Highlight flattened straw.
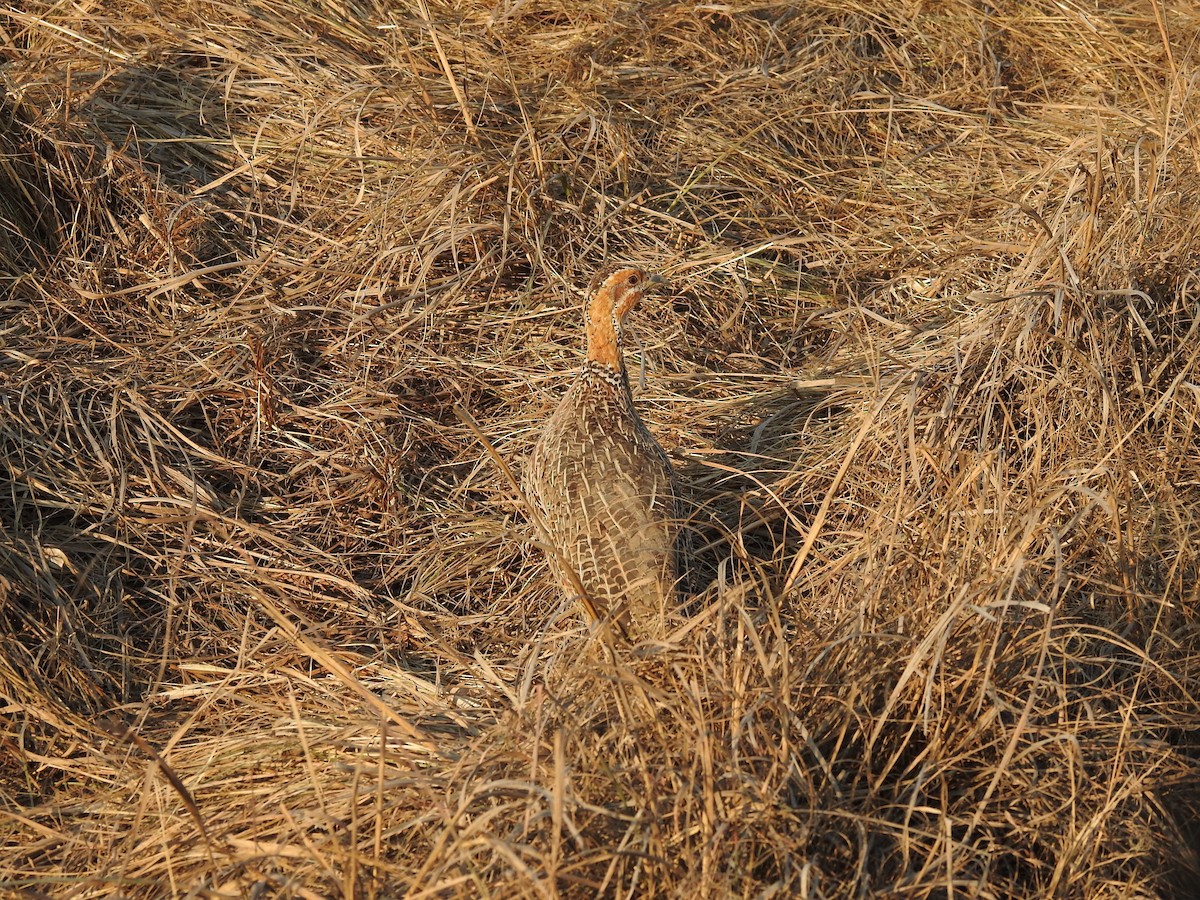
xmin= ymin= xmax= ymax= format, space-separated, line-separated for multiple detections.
xmin=254 ymin=594 xmax=434 ymax=748
xmin=414 ymin=0 xmax=478 ymax=142
xmin=781 ymin=381 xmax=904 ymax=596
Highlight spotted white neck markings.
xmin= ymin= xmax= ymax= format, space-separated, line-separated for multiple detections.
xmin=579 ymin=359 xmax=628 ymax=392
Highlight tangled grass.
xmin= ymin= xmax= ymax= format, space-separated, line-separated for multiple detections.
xmin=3 ymin=0 xmax=1200 ymax=895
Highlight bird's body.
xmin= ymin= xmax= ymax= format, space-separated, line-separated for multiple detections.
xmin=525 ymin=265 xmax=680 ymax=639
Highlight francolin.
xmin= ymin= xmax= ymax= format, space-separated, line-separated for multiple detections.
xmin=525 ymin=264 xmax=681 ymax=640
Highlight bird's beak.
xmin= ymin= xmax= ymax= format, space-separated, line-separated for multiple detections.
xmin=647 ymin=273 xmax=667 ymax=287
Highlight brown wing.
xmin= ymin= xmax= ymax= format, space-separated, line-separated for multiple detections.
xmin=525 ymin=377 xmax=679 ymax=637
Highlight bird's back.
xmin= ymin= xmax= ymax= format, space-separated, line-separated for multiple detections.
xmin=526 ymin=364 xmax=679 ymax=638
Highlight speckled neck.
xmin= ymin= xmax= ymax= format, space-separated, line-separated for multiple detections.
xmin=579 ymin=358 xmax=631 ymax=394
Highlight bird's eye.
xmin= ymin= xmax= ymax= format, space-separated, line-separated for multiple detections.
xmin=626 ymin=272 xmax=641 ymax=287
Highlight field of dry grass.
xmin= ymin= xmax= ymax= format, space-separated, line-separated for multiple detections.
xmin=3 ymin=0 xmax=1200 ymax=895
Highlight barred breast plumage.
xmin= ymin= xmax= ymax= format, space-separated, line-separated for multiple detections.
xmin=525 ymin=264 xmax=681 ymax=640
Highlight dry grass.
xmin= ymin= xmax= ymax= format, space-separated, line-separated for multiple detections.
xmin=2 ymin=0 xmax=1200 ymax=895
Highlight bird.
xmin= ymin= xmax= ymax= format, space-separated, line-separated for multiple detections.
xmin=525 ymin=263 xmax=681 ymax=640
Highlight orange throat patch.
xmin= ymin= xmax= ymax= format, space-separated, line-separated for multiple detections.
xmin=585 ymin=284 xmax=623 ymax=370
